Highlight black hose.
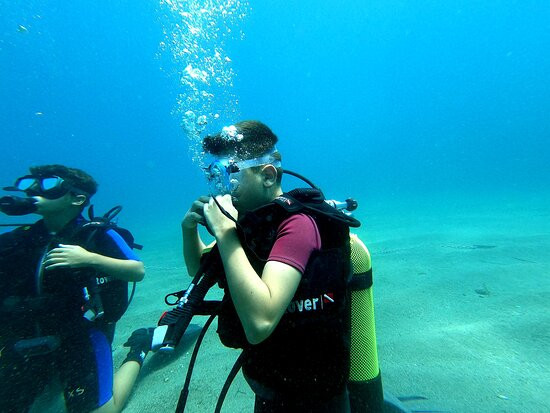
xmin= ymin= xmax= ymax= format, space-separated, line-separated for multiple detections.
xmin=282 ymin=169 xmax=318 ymax=189
xmin=214 ymin=352 xmax=246 ymax=413
xmin=175 ymin=313 xmax=217 ymax=413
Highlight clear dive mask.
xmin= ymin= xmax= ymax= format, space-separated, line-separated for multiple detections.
xmin=204 ymin=149 xmax=282 ymax=196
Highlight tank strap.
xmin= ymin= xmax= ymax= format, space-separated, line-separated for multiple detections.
xmin=349 ymin=268 xmax=373 ymax=290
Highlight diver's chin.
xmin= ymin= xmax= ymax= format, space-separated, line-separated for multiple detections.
xmin=231 ymin=198 xmax=240 ymax=211
xmin=231 ymin=196 xmax=245 ymax=214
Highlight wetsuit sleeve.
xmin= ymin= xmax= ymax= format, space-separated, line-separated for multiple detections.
xmin=268 ymin=213 xmax=321 ymax=274
xmin=0 ymin=230 xmax=17 ymax=260
xmin=94 ymin=229 xmax=141 ymax=261
xmin=0 ymin=228 xmax=31 ymax=299
xmin=0 ymin=231 xmax=14 ymax=299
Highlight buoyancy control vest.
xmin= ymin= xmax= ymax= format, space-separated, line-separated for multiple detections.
xmin=76 ymin=205 xmax=141 ymax=323
xmin=74 ymin=219 xmax=137 ymax=324
xmin=213 ymin=188 xmax=361 ymax=400
xmin=0 ymin=206 xmax=139 ymax=337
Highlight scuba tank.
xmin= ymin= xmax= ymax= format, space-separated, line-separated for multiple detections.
xmin=348 ymin=233 xmax=384 ymax=412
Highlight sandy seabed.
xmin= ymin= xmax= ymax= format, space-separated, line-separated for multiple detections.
xmin=32 ymin=191 xmax=550 ymax=412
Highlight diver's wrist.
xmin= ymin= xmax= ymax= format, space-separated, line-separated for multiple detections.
xmin=181 ymin=217 xmax=198 ymax=230
xmin=181 ymin=221 xmax=198 ymax=232
xmin=214 ymin=223 xmax=237 ymax=242
xmin=85 ymin=251 xmax=101 ymax=268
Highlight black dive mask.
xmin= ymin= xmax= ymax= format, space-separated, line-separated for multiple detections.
xmin=4 ymin=175 xmax=88 ymax=200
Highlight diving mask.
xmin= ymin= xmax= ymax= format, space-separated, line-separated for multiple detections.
xmin=3 ymin=175 xmax=89 ymax=200
xmin=204 ymin=150 xmax=282 ymax=195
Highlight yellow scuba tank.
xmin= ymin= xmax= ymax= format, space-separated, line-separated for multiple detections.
xmin=348 ymin=233 xmax=384 ymax=412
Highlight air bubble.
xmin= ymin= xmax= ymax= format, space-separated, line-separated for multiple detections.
xmin=159 ymin=0 xmax=250 ymax=166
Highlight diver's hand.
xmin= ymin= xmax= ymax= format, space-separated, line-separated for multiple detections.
xmin=203 ymin=194 xmax=238 ymax=239
xmin=43 ymin=244 xmax=96 ymax=270
xmin=182 ymin=195 xmax=210 ymax=230
xmin=123 ymin=327 xmax=155 ymax=354
xmin=122 ymin=327 xmax=155 ymax=366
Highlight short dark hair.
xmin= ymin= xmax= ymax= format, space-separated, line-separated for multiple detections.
xmin=203 ymin=120 xmax=279 ymax=159
xmin=203 ymin=120 xmax=283 ymax=184
xmin=29 ymin=164 xmax=98 ymax=198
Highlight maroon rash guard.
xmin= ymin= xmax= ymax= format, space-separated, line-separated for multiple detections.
xmin=267 ymin=213 xmax=321 ymax=273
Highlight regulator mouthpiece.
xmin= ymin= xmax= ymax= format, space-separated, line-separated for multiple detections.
xmin=0 ymin=196 xmax=37 ymax=216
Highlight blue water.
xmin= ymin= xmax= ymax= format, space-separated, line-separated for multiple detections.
xmin=2 ymin=0 xmax=549 ymax=225
xmin=1 ymin=1 xmax=549 ymax=411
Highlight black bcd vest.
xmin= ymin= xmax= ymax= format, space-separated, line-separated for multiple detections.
xmin=0 ymin=214 xmax=137 ymax=331
xmin=214 ymin=188 xmax=360 ymax=400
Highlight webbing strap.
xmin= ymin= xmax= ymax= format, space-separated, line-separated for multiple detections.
xmin=349 ymin=268 xmax=373 ymax=290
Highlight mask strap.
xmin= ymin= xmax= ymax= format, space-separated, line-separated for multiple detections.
xmin=234 ymin=148 xmax=281 ymax=170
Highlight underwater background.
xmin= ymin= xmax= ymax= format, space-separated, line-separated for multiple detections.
xmin=1 ymin=1 xmax=549 ymax=412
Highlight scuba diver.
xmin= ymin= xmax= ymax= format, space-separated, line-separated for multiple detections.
xmin=179 ymin=120 xmax=360 ymax=412
xmin=155 ymin=121 xmax=422 ymax=412
xmin=0 ymin=164 xmax=151 ymax=413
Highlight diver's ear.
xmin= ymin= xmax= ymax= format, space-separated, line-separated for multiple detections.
xmin=261 ymin=164 xmax=277 ymax=187
xmin=72 ymin=194 xmax=87 ymax=207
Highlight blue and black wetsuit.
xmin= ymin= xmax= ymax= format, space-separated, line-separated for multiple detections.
xmin=0 ymin=216 xmax=140 ymax=413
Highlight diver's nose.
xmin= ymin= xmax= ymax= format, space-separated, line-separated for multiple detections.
xmin=24 ymin=181 xmax=41 ymax=196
